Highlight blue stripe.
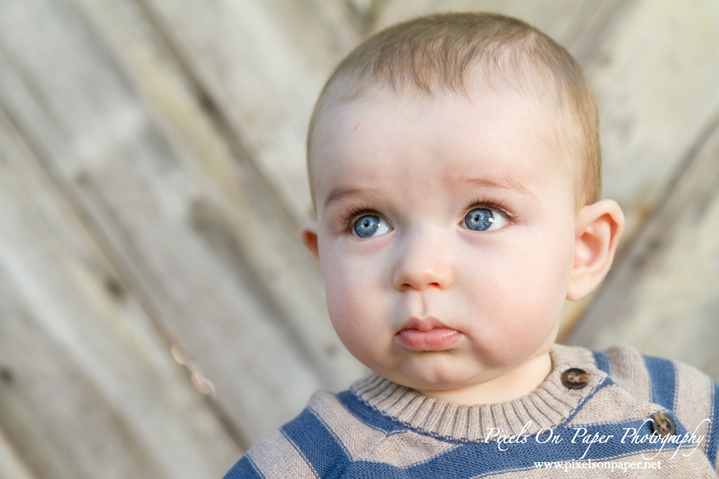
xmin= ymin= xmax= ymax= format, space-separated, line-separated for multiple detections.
xmin=706 ymin=381 xmax=719 ymax=468
xmin=644 ymin=355 xmax=677 ymax=410
xmin=223 ymin=455 xmax=265 ymax=479
xmin=562 ymin=376 xmax=613 ymax=424
xmin=339 ymin=419 xmax=689 ymax=477
xmin=592 ymin=350 xmax=612 ymax=376
xmin=281 ymin=407 xmax=350 ymax=478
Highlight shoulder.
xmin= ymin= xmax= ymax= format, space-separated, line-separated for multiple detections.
xmin=223 ymin=388 xmax=389 ymax=479
xmin=594 ymin=344 xmax=719 ymax=471
xmin=594 ymin=344 xmax=717 ymax=414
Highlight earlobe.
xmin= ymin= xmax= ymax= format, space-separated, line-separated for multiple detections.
xmin=300 ymin=219 xmax=320 ymax=261
xmin=566 ymin=200 xmax=625 ymax=301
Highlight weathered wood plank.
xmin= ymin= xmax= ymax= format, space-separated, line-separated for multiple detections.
xmin=0 ymin=0 xmax=364 ymax=448
xmin=587 ymin=0 xmax=719 ymax=242
xmin=566 ymin=117 xmax=719 ymax=379
xmin=81 ymin=0 xmax=367 ymax=384
xmin=69 ymin=0 xmax=354 ymax=381
xmin=140 ymin=0 xmax=362 ymax=223
xmin=0 ymin=427 xmax=37 ymax=479
xmin=376 ymin=0 xmax=604 ymax=42
xmin=0 ymin=107 xmax=238 ymax=477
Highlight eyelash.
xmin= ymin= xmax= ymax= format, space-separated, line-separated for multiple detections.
xmin=340 ymin=203 xmax=378 ymax=232
xmin=340 ymin=197 xmax=514 ymax=233
xmin=466 ymin=198 xmax=514 ymax=222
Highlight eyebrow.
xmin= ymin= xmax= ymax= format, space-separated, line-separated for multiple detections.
xmin=322 ymin=175 xmax=536 ymax=212
xmin=323 ymin=186 xmax=378 ymax=212
xmin=451 ymin=175 xmax=537 ymax=200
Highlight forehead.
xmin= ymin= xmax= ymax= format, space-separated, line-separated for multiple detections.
xmin=310 ymin=88 xmax=571 ymax=213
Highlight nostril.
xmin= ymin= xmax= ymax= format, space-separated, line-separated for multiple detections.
xmin=429 ymin=282 xmax=440 ymax=287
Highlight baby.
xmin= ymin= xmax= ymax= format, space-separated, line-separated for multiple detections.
xmin=225 ymin=12 xmax=719 ymax=478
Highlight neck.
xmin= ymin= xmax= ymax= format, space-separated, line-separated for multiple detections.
xmin=414 ymin=352 xmax=553 ymax=405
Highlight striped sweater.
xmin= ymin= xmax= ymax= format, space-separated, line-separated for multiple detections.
xmin=224 ymin=344 xmax=719 ymax=478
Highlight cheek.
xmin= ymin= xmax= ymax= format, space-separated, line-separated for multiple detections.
xmin=458 ymin=231 xmax=573 ymax=355
xmin=320 ymin=249 xmax=390 ymax=356
xmin=521 ymin=242 xmax=573 ymax=321
xmin=463 ymin=234 xmax=571 ymax=301
xmin=323 ymin=250 xmax=373 ymax=312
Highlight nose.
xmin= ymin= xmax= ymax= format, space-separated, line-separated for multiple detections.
xmin=392 ymin=228 xmax=454 ymax=291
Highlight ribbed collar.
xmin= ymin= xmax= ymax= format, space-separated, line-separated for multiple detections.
xmin=349 ymin=344 xmax=605 ymax=442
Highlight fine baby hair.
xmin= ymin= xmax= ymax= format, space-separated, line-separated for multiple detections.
xmin=306 ymin=12 xmax=600 ymax=213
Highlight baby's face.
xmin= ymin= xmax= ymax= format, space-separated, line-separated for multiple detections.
xmin=305 ymin=87 xmax=578 ymax=395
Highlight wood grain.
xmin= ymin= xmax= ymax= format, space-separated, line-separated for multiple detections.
xmin=0 ymin=0 xmax=364 ymax=449
xmin=68 ymin=0 xmax=366 ymax=386
xmin=587 ymin=0 xmax=719 ymax=244
xmin=139 ymin=0 xmax=362 ymax=224
xmin=0 ymin=106 xmax=238 ymax=477
xmin=0 ymin=427 xmax=36 ymax=479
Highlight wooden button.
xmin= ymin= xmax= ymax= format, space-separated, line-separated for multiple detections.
xmin=561 ymin=368 xmax=588 ymax=389
xmin=651 ymin=412 xmax=676 ymax=437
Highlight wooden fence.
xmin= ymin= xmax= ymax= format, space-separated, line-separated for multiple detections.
xmin=0 ymin=0 xmax=717 ymax=477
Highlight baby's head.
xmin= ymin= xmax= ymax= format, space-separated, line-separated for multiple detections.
xmin=301 ymin=13 xmax=625 ymax=404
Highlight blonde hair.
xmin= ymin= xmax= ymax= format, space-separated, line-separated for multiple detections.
xmin=307 ymin=12 xmax=600 ymax=214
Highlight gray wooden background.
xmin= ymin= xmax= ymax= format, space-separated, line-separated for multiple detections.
xmin=0 ymin=0 xmax=718 ymax=477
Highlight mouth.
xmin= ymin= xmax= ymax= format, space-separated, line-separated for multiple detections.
xmin=396 ymin=317 xmax=462 ymax=351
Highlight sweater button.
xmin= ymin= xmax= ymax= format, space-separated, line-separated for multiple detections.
xmin=561 ymin=368 xmax=588 ymax=389
xmin=651 ymin=412 xmax=676 ymax=437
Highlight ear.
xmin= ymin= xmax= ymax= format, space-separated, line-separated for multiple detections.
xmin=300 ymin=219 xmax=320 ymax=261
xmin=566 ymin=199 xmax=625 ymax=301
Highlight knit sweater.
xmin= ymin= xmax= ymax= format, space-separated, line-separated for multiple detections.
xmin=224 ymin=344 xmax=719 ymax=478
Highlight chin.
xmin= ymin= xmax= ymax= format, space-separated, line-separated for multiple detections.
xmin=397 ymin=355 xmax=477 ymax=390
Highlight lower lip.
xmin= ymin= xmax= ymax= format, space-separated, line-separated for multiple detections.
xmin=396 ymin=328 xmax=462 ymax=351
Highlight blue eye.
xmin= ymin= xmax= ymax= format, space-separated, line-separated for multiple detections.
xmin=464 ymin=207 xmax=508 ymax=232
xmin=352 ymin=214 xmax=392 ymax=238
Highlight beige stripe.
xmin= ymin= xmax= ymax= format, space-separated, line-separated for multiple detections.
xmin=366 ymin=430 xmax=458 ymax=467
xmin=673 ymin=361 xmax=714 ymax=455
xmin=248 ymin=428 xmax=318 ymax=479
xmin=605 ymin=345 xmax=651 ymax=403
xmin=569 ymin=383 xmax=657 ymax=426
xmin=307 ymin=391 xmax=386 ymax=460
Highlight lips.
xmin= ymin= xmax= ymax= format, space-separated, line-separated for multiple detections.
xmin=396 ymin=317 xmax=462 ymax=351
